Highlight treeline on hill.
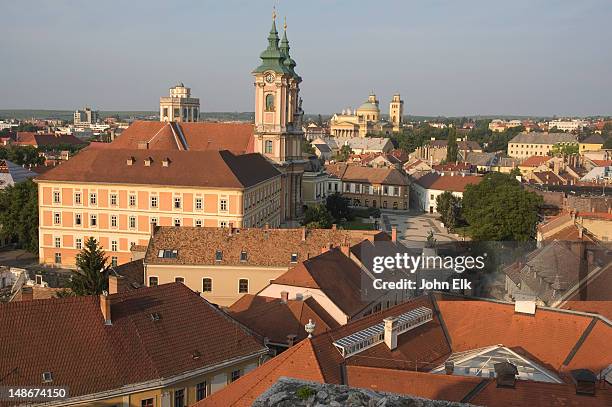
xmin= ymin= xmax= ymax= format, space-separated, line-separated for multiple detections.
xmin=435 ymin=173 xmax=543 ymax=241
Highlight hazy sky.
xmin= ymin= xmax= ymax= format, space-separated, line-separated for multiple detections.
xmin=1 ymin=0 xmax=611 ymax=116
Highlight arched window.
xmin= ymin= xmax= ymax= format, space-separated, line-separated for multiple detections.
xmin=265 ymin=94 xmax=275 ymax=111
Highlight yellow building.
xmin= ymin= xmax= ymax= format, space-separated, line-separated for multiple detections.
xmin=143 ymin=226 xmax=389 ymax=307
xmin=507 ymin=132 xmax=578 ymax=158
xmin=159 ymin=82 xmax=200 ymax=122
xmin=36 ymin=148 xmax=281 ymax=267
xmin=329 ymin=93 xmax=394 ymax=137
xmin=579 ymin=134 xmax=605 ymax=153
xmin=0 ymin=283 xmax=267 ymax=406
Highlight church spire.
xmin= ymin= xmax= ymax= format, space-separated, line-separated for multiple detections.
xmin=279 ymin=17 xmax=299 ymax=79
xmin=253 ymin=8 xmax=291 ymax=75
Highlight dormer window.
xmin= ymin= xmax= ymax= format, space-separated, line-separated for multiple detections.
xmin=126 ymin=156 xmax=135 ymax=166
xmin=240 ymin=251 xmax=248 ymax=262
xmin=144 ymin=157 xmax=153 ymax=166
xmin=42 ymin=371 xmax=53 ymax=383
xmin=290 ymin=253 xmax=298 ymax=263
xmin=157 ymin=249 xmax=178 ymax=259
xmin=162 ymin=158 xmax=171 ymax=167
xmin=215 ymin=250 xmax=223 ymax=262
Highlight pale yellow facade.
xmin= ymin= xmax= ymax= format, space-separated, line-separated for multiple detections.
xmin=37 ymin=178 xmax=281 ymax=267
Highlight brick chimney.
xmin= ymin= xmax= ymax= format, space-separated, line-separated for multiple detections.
xmin=100 ymin=291 xmax=112 ymax=325
xmin=383 ymin=317 xmax=398 ymax=350
xmin=301 ymin=227 xmax=307 ymax=241
xmin=150 ymin=221 xmax=157 ymax=237
xmin=108 ymin=275 xmax=120 ymax=295
xmin=340 ymin=244 xmax=350 ymax=258
xmin=391 ymin=226 xmax=397 ymax=242
xmin=21 ymin=286 xmax=33 ymax=301
xmin=321 ymin=244 xmax=332 ymax=254
xmin=280 ymin=291 xmax=289 ymax=303
xmin=228 ymin=222 xmax=234 ymax=236
xmin=332 ymin=224 xmax=337 ymax=230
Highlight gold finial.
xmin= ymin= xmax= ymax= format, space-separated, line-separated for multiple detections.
xmin=284 ymin=16 xmax=287 ymax=31
xmin=272 ymin=6 xmax=276 ymax=21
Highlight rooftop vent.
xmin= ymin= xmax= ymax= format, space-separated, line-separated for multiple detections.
xmin=150 ymin=312 xmax=161 ymax=321
xmin=514 ymin=299 xmax=536 ymax=315
xmin=494 ymin=362 xmax=518 ymax=388
xmin=157 ymin=249 xmax=178 ymax=259
xmin=42 ymin=371 xmax=53 ymax=383
xmin=571 ymin=369 xmax=597 ymax=395
xmin=333 ymin=307 xmax=433 ymax=358
xmin=192 ymin=350 xmax=201 ymax=360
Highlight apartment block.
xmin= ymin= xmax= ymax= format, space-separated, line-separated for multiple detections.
xmin=507 ymin=132 xmax=578 ymax=158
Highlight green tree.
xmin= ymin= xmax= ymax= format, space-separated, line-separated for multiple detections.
xmin=302 ymin=204 xmax=333 ymax=229
xmin=550 ymin=143 xmax=579 ymax=157
xmin=509 ymin=167 xmax=522 ymax=177
xmin=436 ymin=191 xmax=462 ymax=230
xmin=462 ymin=173 xmax=542 ymax=241
xmin=68 ymin=237 xmax=109 ymax=296
xmin=0 ymin=179 xmax=39 ymax=252
xmin=334 ymin=145 xmax=353 ymax=161
xmin=446 ymin=127 xmax=458 ymax=162
xmin=326 ymin=193 xmax=353 ymax=221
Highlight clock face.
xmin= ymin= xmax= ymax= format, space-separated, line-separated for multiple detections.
xmin=265 ymin=73 xmax=275 ymax=83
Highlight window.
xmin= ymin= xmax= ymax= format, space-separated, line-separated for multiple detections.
xmin=90 ymin=214 xmax=97 ymax=226
xmin=290 ymin=253 xmax=298 ymax=263
xmin=74 ymin=192 xmax=81 ymax=204
xmin=75 ymin=238 xmax=82 ymax=250
xmin=265 ymin=93 xmax=275 ymax=111
xmin=54 ymin=237 xmax=61 ymax=248
xmin=111 ymin=215 xmax=117 ymax=228
xmin=264 ymin=140 xmax=273 ymax=154
xmin=230 ymin=369 xmax=241 ymax=382
xmin=53 ymin=191 xmax=60 ymax=203
xmin=174 ymin=218 xmax=181 ymax=227
xmin=174 ymin=197 xmax=181 ymax=209
xmin=89 ymin=193 xmax=97 ymax=205
xmin=129 ymin=216 xmax=136 ymax=229
xmin=54 ymin=213 xmax=61 ymax=225
xmin=175 ymin=277 xmax=184 ymax=283
xmin=111 ymin=257 xmax=117 ymax=267
xmin=75 ymin=213 xmax=81 ymax=225
xmin=111 ymin=240 xmax=118 ymax=251
xmin=141 ymin=399 xmax=153 ymax=407
xmin=220 ymin=199 xmax=228 ymax=212
xmin=174 ymin=108 xmax=180 ymax=117
xmin=150 ymin=217 xmax=158 ymax=226
xmin=202 ymin=278 xmax=212 ymax=292
xmin=162 ymin=107 xmax=168 ymax=118
xmin=220 ymin=221 xmax=227 ymax=228
xmin=174 ymin=389 xmax=185 ymax=407
xmin=129 ymin=194 xmax=136 ymax=207
xmin=215 ymin=250 xmax=223 ymax=261
xmin=195 ymin=197 xmax=202 ymax=210
xmin=195 ymin=219 xmax=202 ymax=227
xmin=240 ymin=251 xmax=248 ymax=262
xmin=150 ymin=195 xmax=158 ymax=208
xmin=157 ymin=249 xmax=178 ymax=258
xmin=238 ymin=279 xmax=249 ymax=293
xmin=148 ymin=276 xmax=158 ymax=287
xmin=54 ymin=253 xmax=61 ymax=264
xmin=196 ymin=381 xmax=207 ymax=401
xmin=110 ymin=194 xmax=117 ymax=206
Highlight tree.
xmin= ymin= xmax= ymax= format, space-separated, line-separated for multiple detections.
xmin=326 ymin=193 xmax=352 ymax=221
xmin=550 ymin=143 xmax=579 ymax=157
xmin=462 ymin=173 xmax=542 ymax=241
xmin=0 ymin=179 xmax=39 ymax=252
xmin=68 ymin=237 xmax=109 ymax=296
xmin=334 ymin=145 xmax=353 ymax=161
xmin=436 ymin=191 xmax=462 ymax=230
xmin=509 ymin=167 xmax=522 ymax=177
xmin=302 ymin=205 xmax=333 ymax=229
xmin=446 ymin=127 xmax=458 ymax=162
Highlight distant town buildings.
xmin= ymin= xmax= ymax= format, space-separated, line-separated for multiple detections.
xmin=159 ymin=82 xmax=200 ymax=122
xmin=488 ymin=119 xmax=523 ymax=132
xmin=507 ymin=132 xmax=578 ymax=158
xmin=549 ymin=119 xmax=587 ymax=132
xmin=0 ymin=159 xmax=37 ymax=188
xmin=73 ymin=107 xmax=99 ymax=128
xmin=411 ymin=172 xmax=483 ymax=213
xmin=411 ymin=138 xmax=482 ymax=165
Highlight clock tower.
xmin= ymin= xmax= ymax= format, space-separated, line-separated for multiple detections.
xmin=253 ymin=13 xmax=305 ymax=222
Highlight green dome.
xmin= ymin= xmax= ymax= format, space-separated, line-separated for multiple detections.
xmin=357 ymin=102 xmax=380 ymax=112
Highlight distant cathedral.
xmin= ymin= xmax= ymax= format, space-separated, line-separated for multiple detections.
xmin=330 ymin=93 xmax=405 ymax=137
xmin=252 ymin=13 xmax=305 ymax=221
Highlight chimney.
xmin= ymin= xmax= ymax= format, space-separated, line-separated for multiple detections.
xmin=340 ymin=244 xmax=350 ymax=258
xmin=301 ymin=227 xmax=307 ymax=241
xmin=21 ymin=286 xmax=34 ymax=301
xmin=264 ymin=223 xmax=269 ymax=229
xmin=100 ymin=291 xmax=112 ymax=325
xmin=150 ymin=222 xmax=157 ymax=237
xmin=383 ymin=317 xmax=397 ymax=350
xmin=332 ymin=224 xmax=337 ymax=230
xmin=444 ymin=360 xmax=454 ymax=375
xmin=280 ymin=291 xmax=289 ymax=303
xmin=228 ymin=223 xmax=234 ymax=236
xmin=494 ymin=362 xmax=518 ymax=388
xmin=108 ymin=275 xmax=120 ymax=295
xmin=391 ymin=226 xmax=397 ymax=242
xmin=321 ymin=244 xmax=332 ymax=254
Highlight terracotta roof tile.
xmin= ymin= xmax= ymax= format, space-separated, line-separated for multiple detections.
xmin=14 ymin=132 xmax=86 ymax=147
xmin=35 ymin=148 xmax=280 ymax=188
xmin=520 ymin=155 xmax=551 ymax=167
xmin=415 ymin=173 xmax=483 ymax=192
xmin=325 ymin=163 xmax=408 ymax=185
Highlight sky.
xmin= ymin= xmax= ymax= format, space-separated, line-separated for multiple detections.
xmin=1 ymin=0 xmax=611 ymax=117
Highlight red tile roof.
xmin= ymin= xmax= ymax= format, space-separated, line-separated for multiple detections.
xmin=14 ymin=132 xmax=86 ymax=147
xmin=227 ymin=295 xmax=340 ymax=344
xmin=520 ymin=155 xmax=551 ymax=167
xmin=325 ymin=163 xmax=408 ymax=185
xmin=0 ymin=283 xmax=265 ymax=401
xmin=108 ymin=121 xmax=254 ymax=154
xmin=415 ymin=173 xmax=483 ymax=192
xmin=35 ymin=148 xmax=280 ymax=188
